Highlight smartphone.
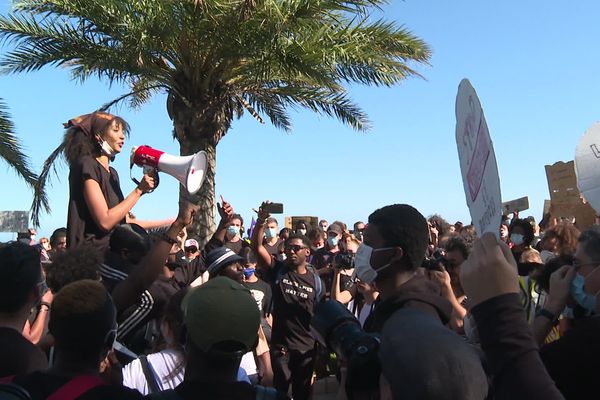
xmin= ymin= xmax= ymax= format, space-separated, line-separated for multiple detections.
xmin=263 ymin=203 xmax=284 ymax=214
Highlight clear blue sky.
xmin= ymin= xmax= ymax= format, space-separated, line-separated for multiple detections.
xmin=1 ymin=0 xmax=599 ymax=240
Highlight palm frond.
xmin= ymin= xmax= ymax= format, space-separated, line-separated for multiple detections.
xmin=30 ymin=142 xmax=65 ymax=227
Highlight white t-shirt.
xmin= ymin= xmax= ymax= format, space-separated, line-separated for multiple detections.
xmin=123 ymin=348 xmax=252 ymax=395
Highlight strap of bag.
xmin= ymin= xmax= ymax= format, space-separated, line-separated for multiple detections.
xmin=139 ymin=355 xmax=161 ymax=394
xmin=47 ymin=375 xmax=106 ymax=400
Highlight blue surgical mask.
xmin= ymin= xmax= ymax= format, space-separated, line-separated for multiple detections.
xmin=227 ymin=226 xmax=240 ymax=236
xmin=327 ymin=237 xmax=339 ymax=247
xmin=243 ymin=268 xmax=256 ymax=279
xmin=570 ymin=271 xmax=599 ymax=313
xmin=511 ymin=234 xmax=524 ymax=246
xmin=265 ymin=228 xmax=276 ymax=239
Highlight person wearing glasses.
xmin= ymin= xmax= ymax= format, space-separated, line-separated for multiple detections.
xmin=251 ymin=202 xmax=324 ymax=400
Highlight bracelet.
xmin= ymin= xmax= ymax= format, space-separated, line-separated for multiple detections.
xmin=39 ymin=302 xmax=51 ymax=311
xmin=160 ymin=232 xmax=178 ymax=245
xmin=256 ymin=218 xmax=266 ymax=225
xmin=536 ymin=308 xmax=558 ymax=322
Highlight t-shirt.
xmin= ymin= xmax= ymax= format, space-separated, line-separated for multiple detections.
xmin=264 ymin=239 xmax=284 ymax=263
xmin=269 ymin=261 xmax=323 ymax=352
xmin=224 ymin=239 xmax=243 ymax=255
xmin=123 ymin=349 xmax=251 ymax=396
xmin=311 ymin=246 xmax=339 ymax=296
xmin=0 ymin=327 xmax=47 ymax=378
xmin=67 ymin=156 xmax=125 ymax=250
xmin=12 ymin=371 xmax=143 ymax=400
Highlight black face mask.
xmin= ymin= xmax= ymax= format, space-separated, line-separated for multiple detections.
xmin=517 ymin=262 xmax=543 ymax=277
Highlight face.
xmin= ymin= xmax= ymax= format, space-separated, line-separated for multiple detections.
xmin=267 ymin=221 xmax=278 ymax=232
xmin=362 ymin=224 xmax=397 ymax=272
xmin=319 ymin=221 xmax=328 ymax=230
xmin=573 ymin=242 xmax=600 ymax=296
xmin=100 ymin=120 xmax=125 ymax=154
xmin=500 ymin=224 xmax=509 ymax=238
xmin=228 ymin=218 xmax=242 ymax=238
xmin=184 ymin=247 xmax=199 ymax=259
xmin=40 ymin=239 xmax=51 ymax=251
xmin=220 ymin=262 xmax=244 ymax=283
xmin=444 ymin=249 xmax=465 ymax=289
xmin=53 ymin=235 xmax=67 ymax=252
xmin=284 ymin=238 xmax=310 ymax=267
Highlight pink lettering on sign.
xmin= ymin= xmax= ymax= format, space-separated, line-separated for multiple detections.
xmin=466 ymin=120 xmax=491 ymax=202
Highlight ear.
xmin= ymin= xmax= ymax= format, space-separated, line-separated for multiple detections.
xmin=389 ymin=247 xmax=404 ymax=264
xmin=304 ymin=247 xmax=311 ymax=257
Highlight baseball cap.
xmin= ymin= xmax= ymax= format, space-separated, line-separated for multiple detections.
xmin=182 ymin=277 xmax=260 ymax=352
xmin=327 ymin=223 xmax=343 ymax=236
xmin=184 ymin=239 xmax=199 ymax=249
xmin=205 ymin=247 xmax=244 ymax=277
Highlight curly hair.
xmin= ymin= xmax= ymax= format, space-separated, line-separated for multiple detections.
xmin=45 ymin=244 xmax=102 ymax=293
xmin=544 ymin=222 xmax=580 ymax=257
xmin=369 ymin=204 xmax=428 ymax=271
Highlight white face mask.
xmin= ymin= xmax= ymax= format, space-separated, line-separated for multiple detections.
xmin=298 ymin=229 xmax=307 ymax=236
xmin=511 ymin=234 xmax=524 ymax=246
xmin=354 ymin=243 xmax=395 ymax=283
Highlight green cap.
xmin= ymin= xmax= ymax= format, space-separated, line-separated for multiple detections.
xmin=182 ymin=276 xmax=260 ymax=352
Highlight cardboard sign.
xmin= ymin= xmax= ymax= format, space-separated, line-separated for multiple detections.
xmin=455 ymin=79 xmax=502 ymax=238
xmin=0 ymin=211 xmax=29 ymax=232
xmin=502 ymin=196 xmax=529 ymax=215
xmin=575 ymin=122 xmax=600 ymax=214
xmin=287 ymin=216 xmax=318 ymax=231
xmin=545 ymin=161 xmax=596 ymax=229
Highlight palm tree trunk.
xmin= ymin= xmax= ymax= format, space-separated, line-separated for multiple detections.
xmin=169 ymin=90 xmax=232 ymax=246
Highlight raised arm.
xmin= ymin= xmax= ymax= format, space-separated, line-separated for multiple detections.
xmin=251 ymin=201 xmax=274 ymax=270
xmin=205 ymin=195 xmax=234 ymax=251
xmin=111 ymin=202 xmax=197 ymax=312
xmin=83 ymin=173 xmax=155 ymax=232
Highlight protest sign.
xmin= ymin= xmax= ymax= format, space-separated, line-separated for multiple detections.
xmin=545 ymin=161 xmax=596 ymax=229
xmin=575 ymin=122 xmax=600 ymax=214
xmin=455 ymin=79 xmax=502 ymax=238
xmin=0 ymin=211 xmax=29 ymax=232
xmin=286 ymin=216 xmax=318 ymax=231
xmin=502 ymin=196 xmax=529 ymax=215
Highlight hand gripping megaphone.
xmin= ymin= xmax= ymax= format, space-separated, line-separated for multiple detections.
xmin=130 ymin=145 xmax=208 ymax=195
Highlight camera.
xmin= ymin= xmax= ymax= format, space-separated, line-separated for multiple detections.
xmin=311 ymin=300 xmax=381 ymax=396
xmin=334 ymin=252 xmax=355 ymax=270
xmin=422 ymin=248 xmax=447 ymax=272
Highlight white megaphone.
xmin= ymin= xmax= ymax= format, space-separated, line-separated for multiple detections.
xmin=130 ymin=145 xmax=208 ymax=195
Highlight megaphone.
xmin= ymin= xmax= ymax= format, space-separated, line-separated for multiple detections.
xmin=130 ymin=145 xmax=208 ymax=195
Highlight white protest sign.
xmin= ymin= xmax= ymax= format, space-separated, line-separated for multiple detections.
xmin=455 ymin=79 xmax=502 ymax=238
xmin=575 ymin=122 xmax=600 ymax=214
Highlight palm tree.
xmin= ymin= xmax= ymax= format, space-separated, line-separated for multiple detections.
xmin=0 ymin=0 xmax=430 ymax=239
xmin=0 ymin=98 xmax=46 ymax=217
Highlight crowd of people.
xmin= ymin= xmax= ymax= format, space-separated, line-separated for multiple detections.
xmin=0 ymin=111 xmax=597 ymax=399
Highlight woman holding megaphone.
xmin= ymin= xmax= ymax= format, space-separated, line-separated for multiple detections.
xmin=63 ymin=111 xmax=169 ymax=249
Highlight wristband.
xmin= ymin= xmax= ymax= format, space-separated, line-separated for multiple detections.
xmin=39 ymin=302 xmax=51 ymax=311
xmin=160 ymin=232 xmax=178 ymax=245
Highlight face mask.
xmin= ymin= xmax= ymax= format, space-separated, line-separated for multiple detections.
xmin=511 ymin=234 xmax=524 ymax=246
xmin=243 ymin=268 xmax=256 ymax=279
xmin=354 ymin=244 xmax=395 ymax=283
xmin=327 ymin=236 xmax=339 ymax=247
xmin=277 ymin=253 xmax=287 ymax=262
xmin=99 ymin=138 xmax=116 ymax=158
xmin=570 ymin=270 xmax=600 ymax=313
xmin=265 ymin=228 xmax=276 ymax=239
xmin=227 ymin=226 xmax=240 ymax=236
xmin=298 ymin=229 xmax=307 ymax=236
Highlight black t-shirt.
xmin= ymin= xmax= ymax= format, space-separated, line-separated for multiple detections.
xmin=311 ymin=246 xmax=338 ymax=296
xmin=244 ymin=278 xmax=272 ymax=317
xmin=0 ymin=327 xmax=47 ymax=378
xmin=269 ymin=261 xmax=323 ymax=352
xmin=225 ymin=240 xmax=243 ymax=255
xmin=12 ymin=371 xmax=142 ymax=400
xmin=67 ymin=156 xmax=125 ymax=250
xmin=264 ymin=239 xmax=284 ymax=263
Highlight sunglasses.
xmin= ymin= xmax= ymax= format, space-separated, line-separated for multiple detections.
xmin=285 ymin=244 xmax=307 ymax=253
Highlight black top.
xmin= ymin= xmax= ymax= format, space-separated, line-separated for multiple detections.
xmin=268 ymin=261 xmax=323 ymax=352
xmin=67 ymin=156 xmax=125 ymax=250
xmin=311 ymin=246 xmax=338 ymax=296
xmin=0 ymin=327 xmax=47 ymax=378
xmin=12 ymin=371 xmax=142 ymax=400
xmin=472 ymin=293 xmax=564 ymax=400
xmin=540 ymin=314 xmax=600 ymax=399
xmin=158 ymin=381 xmax=288 ymax=400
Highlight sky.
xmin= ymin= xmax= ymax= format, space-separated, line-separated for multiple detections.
xmin=1 ymin=0 xmax=600 ymax=241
